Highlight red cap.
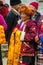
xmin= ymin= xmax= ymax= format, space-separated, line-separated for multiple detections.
xmin=0 ymin=6 xmax=8 ymax=18
xmin=30 ymin=2 xmax=38 ymax=10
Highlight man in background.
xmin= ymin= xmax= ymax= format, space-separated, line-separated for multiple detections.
xmin=5 ymin=0 xmax=22 ymax=44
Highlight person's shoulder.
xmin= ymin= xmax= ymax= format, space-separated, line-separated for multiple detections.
xmin=7 ymin=10 xmax=12 ymax=16
xmin=0 ymin=14 xmax=4 ymax=19
xmin=0 ymin=14 xmax=3 ymax=17
xmin=7 ymin=10 xmax=16 ymax=18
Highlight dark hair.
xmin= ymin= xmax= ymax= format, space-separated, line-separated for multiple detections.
xmin=10 ymin=0 xmax=21 ymax=6
xmin=0 ymin=1 xmax=3 ymax=7
xmin=4 ymin=3 xmax=9 ymax=8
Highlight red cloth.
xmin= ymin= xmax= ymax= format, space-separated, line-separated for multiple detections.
xmin=30 ymin=2 xmax=38 ymax=10
xmin=24 ymin=20 xmax=37 ymax=42
xmin=20 ymin=20 xmax=37 ymax=54
xmin=20 ymin=62 xmax=29 ymax=65
xmin=0 ymin=6 xmax=8 ymax=18
xmin=12 ymin=25 xmax=18 ymax=32
xmin=21 ymin=42 xmax=34 ymax=53
xmin=20 ymin=63 xmax=29 ymax=65
xmin=39 ymin=24 xmax=43 ymax=32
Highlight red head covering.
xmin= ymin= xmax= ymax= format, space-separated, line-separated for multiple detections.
xmin=0 ymin=6 xmax=8 ymax=18
xmin=30 ymin=2 xmax=38 ymax=10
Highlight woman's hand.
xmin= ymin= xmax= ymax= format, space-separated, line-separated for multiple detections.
xmin=35 ymin=36 xmax=40 ymax=44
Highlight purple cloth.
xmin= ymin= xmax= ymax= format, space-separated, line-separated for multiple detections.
xmin=0 ymin=14 xmax=7 ymax=30
xmin=37 ymin=15 xmax=43 ymax=27
xmin=18 ymin=21 xmax=25 ymax=31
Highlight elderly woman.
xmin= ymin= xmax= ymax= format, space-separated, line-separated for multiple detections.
xmin=18 ymin=5 xmax=38 ymax=65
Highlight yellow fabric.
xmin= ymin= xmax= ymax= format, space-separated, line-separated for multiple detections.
xmin=7 ymin=29 xmax=22 ymax=65
xmin=0 ymin=25 xmax=6 ymax=44
xmin=7 ymin=32 xmax=15 ymax=65
xmin=13 ymin=29 xmax=22 ymax=65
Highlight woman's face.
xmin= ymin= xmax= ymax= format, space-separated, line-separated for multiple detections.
xmin=21 ymin=13 xmax=29 ymax=21
xmin=13 ymin=4 xmax=22 ymax=11
xmin=28 ymin=5 xmax=36 ymax=16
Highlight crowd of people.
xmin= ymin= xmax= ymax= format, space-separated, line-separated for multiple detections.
xmin=0 ymin=0 xmax=43 ymax=65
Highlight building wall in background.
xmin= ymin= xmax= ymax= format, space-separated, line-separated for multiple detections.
xmin=38 ymin=2 xmax=43 ymax=14
xmin=5 ymin=0 xmax=37 ymax=5
xmin=21 ymin=0 xmax=37 ymax=5
xmin=5 ymin=0 xmax=10 ymax=5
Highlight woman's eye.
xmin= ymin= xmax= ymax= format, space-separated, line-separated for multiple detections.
xmin=32 ymin=10 xmax=34 ymax=12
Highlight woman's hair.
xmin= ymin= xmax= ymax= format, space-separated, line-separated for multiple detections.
xmin=18 ymin=5 xmax=35 ymax=16
xmin=0 ymin=1 xmax=3 ymax=7
xmin=4 ymin=3 xmax=9 ymax=8
xmin=18 ymin=5 xmax=30 ymax=15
